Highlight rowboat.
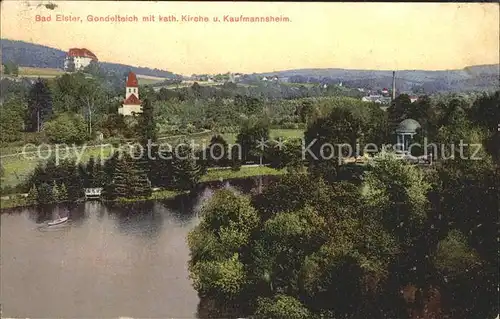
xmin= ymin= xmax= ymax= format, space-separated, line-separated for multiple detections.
xmin=48 ymin=216 xmax=68 ymax=226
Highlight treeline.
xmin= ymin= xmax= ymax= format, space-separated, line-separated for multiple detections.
xmin=23 ymin=147 xmax=203 ymax=203
xmin=154 ymin=80 xmax=364 ymax=102
xmin=0 ymin=72 xmax=119 ymax=145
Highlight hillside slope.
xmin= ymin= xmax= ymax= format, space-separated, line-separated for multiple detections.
xmin=0 ymin=39 xmax=179 ymax=78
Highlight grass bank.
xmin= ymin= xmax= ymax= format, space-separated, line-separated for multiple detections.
xmin=201 ymin=166 xmax=285 ymax=182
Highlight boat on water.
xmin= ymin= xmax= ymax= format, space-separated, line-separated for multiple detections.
xmin=48 ymin=210 xmax=70 ymax=226
xmin=48 ymin=216 xmax=69 ymax=226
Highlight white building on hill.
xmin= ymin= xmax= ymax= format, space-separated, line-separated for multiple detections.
xmin=63 ymin=48 xmax=98 ymax=71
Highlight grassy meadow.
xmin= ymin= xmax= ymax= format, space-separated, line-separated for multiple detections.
xmin=0 ymin=129 xmax=304 ymax=190
xmin=136 ymin=74 xmax=169 ymax=85
xmin=18 ymin=67 xmax=65 ymax=77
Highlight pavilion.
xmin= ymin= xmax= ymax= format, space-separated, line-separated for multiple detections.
xmin=395 ymin=119 xmax=421 ymax=153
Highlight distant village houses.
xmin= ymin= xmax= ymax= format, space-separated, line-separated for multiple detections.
xmin=261 ymin=75 xmax=279 ymax=82
xmin=361 ymin=95 xmax=391 ymax=105
xmin=63 ymin=48 xmax=98 ymax=72
xmin=361 ymin=91 xmax=419 ymax=105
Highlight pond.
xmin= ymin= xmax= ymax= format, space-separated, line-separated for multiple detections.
xmin=0 ymin=176 xmax=278 ymax=318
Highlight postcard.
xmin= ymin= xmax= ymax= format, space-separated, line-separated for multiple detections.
xmin=1 ymin=1 xmax=499 ymax=319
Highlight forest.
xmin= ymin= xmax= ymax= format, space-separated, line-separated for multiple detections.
xmin=187 ymin=91 xmax=499 ymax=318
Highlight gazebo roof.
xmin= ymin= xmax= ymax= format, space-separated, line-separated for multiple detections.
xmin=395 ymin=119 xmax=421 ymax=133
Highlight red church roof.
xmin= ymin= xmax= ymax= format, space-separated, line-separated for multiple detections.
xmin=68 ymin=48 xmax=98 ymax=61
xmin=126 ymin=72 xmax=139 ymax=87
xmin=123 ymin=94 xmax=141 ymax=105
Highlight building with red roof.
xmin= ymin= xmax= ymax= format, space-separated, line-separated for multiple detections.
xmin=409 ymin=96 xmax=419 ymax=103
xmin=126 ymin=71 xmax=139 ymax=87
xmin=64 ymin=48 xmax=98 ymax=71
xmin=118 ymin=72 xmax=142 ymax=116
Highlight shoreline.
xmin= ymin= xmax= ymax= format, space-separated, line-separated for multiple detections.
xmin=0 ymin=166 xmax=285 ymax=211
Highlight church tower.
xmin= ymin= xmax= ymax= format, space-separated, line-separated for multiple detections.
xmin=119 ymin=72 xmax=142 ymax=116
xmin=125 ymin=71 xmax=139 ymax=99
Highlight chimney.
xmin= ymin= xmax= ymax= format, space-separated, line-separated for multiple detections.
xmin=392 ymin=71 xmax=396 ymax=101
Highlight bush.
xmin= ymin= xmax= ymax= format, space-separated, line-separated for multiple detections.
xmin=255 ymin=295 xmax=311 ymax=319
xmin=23 ymin=132 xmax=48 ymax=145
xmin=44 ymin=113 xmax=88 ymax=145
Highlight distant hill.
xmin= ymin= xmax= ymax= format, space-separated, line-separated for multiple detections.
xmin=258 ymin=65 xmax=499 ymax=93
xmin=2 ymin=39 xmax=497 ymax=93
xmin=0 ymin=39 xmax=179 ymax=79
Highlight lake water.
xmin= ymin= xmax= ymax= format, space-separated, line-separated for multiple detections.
xmin=1 ymin=176 xmax=276 ymax=318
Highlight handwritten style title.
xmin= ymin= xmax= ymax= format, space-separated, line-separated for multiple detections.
xmin=35 ymin=14 xmax=292 ymax=23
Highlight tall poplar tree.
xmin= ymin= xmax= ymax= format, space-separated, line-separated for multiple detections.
xmin=138 ymin=98 xmax=157 ymax=144
xmin=27 ymin=78 xmax=53 ymax=132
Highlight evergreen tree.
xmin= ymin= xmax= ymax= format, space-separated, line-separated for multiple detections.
xmin=44 ymin=157 xmax=58 ymax=182
xmin=104 ymin=151 xmax=120 ymax=180
xmin=27 ymin=78 xmax=53 ymax=132
xmin=26 ymin=184 xmax=39 ymax=205
xmin=205 ymin=135 xmax=230 ymax=167
xmin=106 ymin=153 xmax=138 ymax=199
xmin=131 ymin=147 xmax=152 ymax=197
xmin=86 ymin=156 xmax=96 ymax=187
xmin=52 ymin=181 xmax=60 ymax=203
xmin=106 ymin=150 xmax=152 ymax=199
xmin=59 ymin=183 xmax=69 ymax=202
xmin=138 ymin=98 xmax=157 ymax=144
xmin=28 ymin=158 xmax=59 ymax=188
xmin=138 ymin=98 xmax=158 ymax=183
xmin=102 ymin=151 xmax=120 ymax=198
xmin=27 ymin=162 xmax=47 ymax=188
xmin=78 ymin=162 xmax=89 ymax=188
xmin=195 ymin=148 xmax=208 ymax=176
xmin=148 ymin=144 xmax=161 ymax=187
xmin=155 ymin=147 xmax=175 ymax=188
xmin=93 ymin=158 xmax=107 ymax=187
xmin=37 ymin=183 xmax=54 ymax=205
xmin=172 ymin=143 xmax=202 ymax=190
xmin=62 ymin=160 xmax=84 ymax=201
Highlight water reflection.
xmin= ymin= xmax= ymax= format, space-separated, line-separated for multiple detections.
xmin=0 ymin=176 xmax=277 ymax=318
xmin=109 ymin=201 xmax=165 ymax=239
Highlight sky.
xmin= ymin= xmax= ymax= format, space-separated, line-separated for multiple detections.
xmin=1 ymin=1 xmax=499 ymax=75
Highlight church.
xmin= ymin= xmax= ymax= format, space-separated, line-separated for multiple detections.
xmin=118 ymin=71 xmax=142 ymax=116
